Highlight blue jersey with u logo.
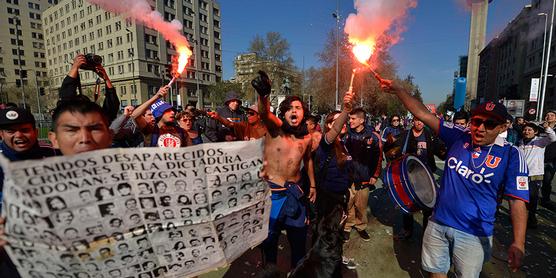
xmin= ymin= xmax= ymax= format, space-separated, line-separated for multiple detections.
xmin=432 ymin=120 xmax=529 ymax=237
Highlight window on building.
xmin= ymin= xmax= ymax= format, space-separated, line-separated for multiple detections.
xmin=164 ymin=0 xmax=175 ymax=8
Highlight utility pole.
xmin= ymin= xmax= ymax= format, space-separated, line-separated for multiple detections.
xmin=34 ymin=71 xmax=42 ymax=127
xmin=540 ymin=0 xmax=556 ymax=121
xmin=537 ymin=13 xmax=548 ymax=121
xmin=126 ymin=28 xmax=137 ymax=99
xmin=188 ymin=34 xmax=201 ymax=109
xmin=333 ymin=0 xmax=340 ymax=110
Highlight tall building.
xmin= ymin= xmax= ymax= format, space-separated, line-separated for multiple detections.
xmin=477 ymin=0 xmax=556 ymax=116
xmin=42 ymin=0 xmax=222 ymax=110
xmin=233 ymin=52 xmax=300 ymax=106
xmin=465 ymin=0 xmax=492 ymax=107
xmin=0 ymin=0 xmax=58 ymax=110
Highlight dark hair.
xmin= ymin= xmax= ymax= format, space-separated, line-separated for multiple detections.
xmin=278 ymin=95 xmax=309 ymax=120
xmin=349 ymin=108 xmax=366 ymax=118
xmin=51 ymin=99 xmax=109 ymax=130
xmin=46 ymin=196 xmax=67 ymax=211
xmin=175 ymin=111 xmax=195 ymax=122
xmin=390 ymin=115 xmax=401 ymax=122
xmin=523 ymin=122 xmax=540 ymax=134
xmin=305 ymin=115 xmax=318 ymax=124
xmin=94 ymin=187 xmax=113 ymax=201
xmin=453 ymin=110 xmax=469 ymax=121
xmin=117 ymin=183 xmax=131 ymax=190
xmin=324 ymin=111 xmax=349 ymax=169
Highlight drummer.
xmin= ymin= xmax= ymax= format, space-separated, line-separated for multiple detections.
xmin=391 ymin=116 xmax=446 ymax=240
xmin=380 ymin=80 xmax=529 ymax=277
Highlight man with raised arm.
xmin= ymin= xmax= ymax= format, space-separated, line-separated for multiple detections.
xmin=130 ymin=86 xmax=191 ymax=148
xmin=251 ymin=71 xmax=315 ymax=269
xmin=380 ymin=80 xmax=528 ymax=277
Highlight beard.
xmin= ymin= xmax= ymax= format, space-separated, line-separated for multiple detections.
xmin=281 ymin=118 xmax=309 ymax=138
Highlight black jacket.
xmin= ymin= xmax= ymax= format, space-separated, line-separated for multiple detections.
xmin=344 ymin=126 xmax=383 ymax=183
xmin=204 ymin=106 xmax=246 ymax=142
xmin=58 ymin=75 xmax=120 ymax=123
xmin=394 ymin=128 xmax=446 ymax=172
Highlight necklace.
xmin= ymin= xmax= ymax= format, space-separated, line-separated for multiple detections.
xmin=470 ymin=142 xmax=494 ymax=169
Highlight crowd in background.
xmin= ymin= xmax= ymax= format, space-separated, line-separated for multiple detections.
xmin=0 ymin=55 xmax=555 ymax=277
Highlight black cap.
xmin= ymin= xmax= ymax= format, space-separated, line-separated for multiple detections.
xmin=471 ymin=101 xmax=510 ymax=123
xmin=0 ymin=107 xmax=36 ymax=128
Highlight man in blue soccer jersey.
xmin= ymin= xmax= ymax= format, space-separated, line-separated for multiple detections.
xmin=380 ymin=79 xmax=528 ymax=277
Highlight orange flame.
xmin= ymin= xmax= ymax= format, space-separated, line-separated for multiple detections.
xmin=176 ymin=46 xmax=192 ymax=75
xmin=350 ymin=39 xmax=375 ymax=66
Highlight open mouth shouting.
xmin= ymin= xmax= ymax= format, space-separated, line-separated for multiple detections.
xmin=13 ymin=138 xmax=31 ymax=149
xmin=290 ymin=114 xmax=299 ymax=124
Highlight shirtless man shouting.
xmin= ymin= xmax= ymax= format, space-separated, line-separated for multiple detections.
xmin=252 ymin=71 xmax=315 ymax=269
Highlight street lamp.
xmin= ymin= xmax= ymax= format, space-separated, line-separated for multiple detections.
xmin=540 ymin=1 xmax=556 ymax=121
xmin=333 ymin=0 xmax=340 ymax=110
xmin=188 ymin=35 xmax=202 ymax=109
xmin=125 ymin=28 xmax=137 ymax=98
xmin=0 ymin=71 xmax=6 ymax=103
xmin=13 ymin=16 xmax=26 ymax=109
xmin=27 ymin=69 xmax=42 ymax=125
xmin=537 ymin=13 xmax=548 ymax=121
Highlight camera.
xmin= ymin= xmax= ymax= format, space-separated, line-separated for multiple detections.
xmin=80 ymin=53 xmax=102 ymax=70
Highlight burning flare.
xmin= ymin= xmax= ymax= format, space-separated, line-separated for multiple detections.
xmin=351 ymin=39 xmax=375 ymax=66
xmin=176 ymin=46 xmax=191 ymax=75
xmin=345 ymin=0 xmax=417 ymax=66
xmin=87 ymin=0 xmax=193 ymax=81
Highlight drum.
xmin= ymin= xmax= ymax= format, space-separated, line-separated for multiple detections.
xmin=383 ymin=154 xmax=437 ymax=213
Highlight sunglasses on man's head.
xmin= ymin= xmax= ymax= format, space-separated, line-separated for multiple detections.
xmin=470 ymin=118 xmax=502 ymax=130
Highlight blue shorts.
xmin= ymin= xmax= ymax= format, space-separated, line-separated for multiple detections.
xmin=421 ymin=221 xmax=492 ymax=277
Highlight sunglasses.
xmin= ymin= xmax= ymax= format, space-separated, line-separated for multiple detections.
xmin=247 ymin=111 xmax=257 ymax=116
xmin=470 ymin=118 xmax=502 ymax=130
xmin=392 ymin=119 xmax=400 ymax=122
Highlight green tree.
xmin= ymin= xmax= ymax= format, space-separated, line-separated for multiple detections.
xmin=309 ymin=29 xmax=406 ymax=116
xmin=249 ymin=32 xmax=294 ymax=67
xmin=206 ymin=81 xmax=243 ymax=109
xmin=437 ymin=93 xmax=454 ymax=115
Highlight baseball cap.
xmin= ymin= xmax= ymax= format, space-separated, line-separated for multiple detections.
xmin=150 ymin=100 xmax=174 ymax=119
xmin=247 ymin=105 xmax=258 ymax=114
xmin=0 ymin=107 xmax=36 ymax=128
xmin=471 ymin=101 xmax=510 ymax=123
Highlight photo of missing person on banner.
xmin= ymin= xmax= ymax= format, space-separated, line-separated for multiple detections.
xmin=0 ymin=140 xmax=270 ymax=278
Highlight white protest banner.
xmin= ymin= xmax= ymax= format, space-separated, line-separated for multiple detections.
xmin=0 ymin=139 xmax=269 ymax=278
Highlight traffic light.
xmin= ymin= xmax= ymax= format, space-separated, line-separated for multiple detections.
xmin=39 ymin=87 xmax=45 ymax=96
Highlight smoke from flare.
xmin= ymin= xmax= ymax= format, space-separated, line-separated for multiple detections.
xmin=345 ymin=0 xmax=417 ymax=64
xmin=87 ymin=0 xmax=192 ymax=74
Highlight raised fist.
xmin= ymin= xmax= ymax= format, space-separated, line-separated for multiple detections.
xmin=251 ymin=71 xmax=272 ymax=97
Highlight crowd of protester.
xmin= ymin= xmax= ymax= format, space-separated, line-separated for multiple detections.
xmin=0 ymin=55 xmax=555 ymax=277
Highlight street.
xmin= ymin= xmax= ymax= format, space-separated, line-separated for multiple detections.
xmin=201 ymin=163 xmax=556 ymax=278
